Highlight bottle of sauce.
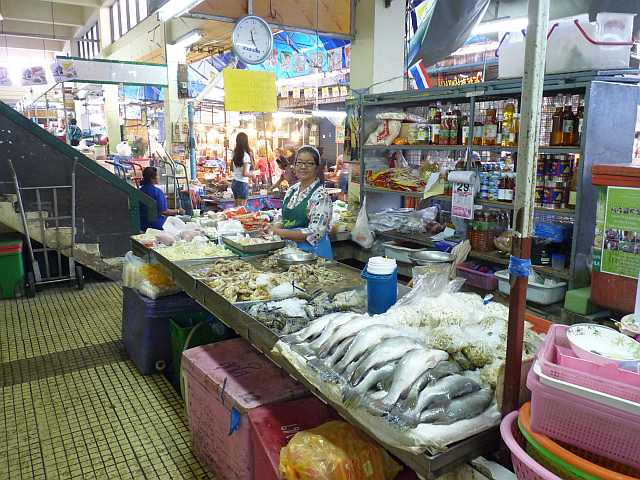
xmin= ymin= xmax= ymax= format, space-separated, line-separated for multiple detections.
xmin=496 ymin=115 xmax=503 ymax=146
xmin=550 ymin=105 xmax=564 ymax=146
xmin=482 ymin=106 xmax=497 ymax=146
xmin=430 ymin=108 xmax=441 ymax=145
xmin=510 ymin=113 xmax=520 ymax=146
xmin=473 ymin=121 xmax=484 ymax=145
xmin=502 ymin=102 xmax=515 ymax=147
xmin=576 ymin=104 xmax=584 ymax=145
xmin=461 ymin=116 xmax=470 ymax=145
xmin=439 ymin=114 xmax=450 ymax=145
xmin=561 ymin=105 xmax=576 ymax=146
xmin=449 ymin=113 xmax=459 ymax=145
xmin=453 ymin=109 xmax=463 ymax=144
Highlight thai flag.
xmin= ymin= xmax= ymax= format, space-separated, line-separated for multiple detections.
xmin=409 ymin=60 xmax=432 ymax=90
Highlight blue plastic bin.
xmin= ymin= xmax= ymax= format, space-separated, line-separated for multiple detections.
xmin=361 ymin=267 xmax=398 ymax=315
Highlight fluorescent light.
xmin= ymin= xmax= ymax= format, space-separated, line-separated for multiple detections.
xmin=171 ymin=29 xmax=202 ymax=48
xmin=472 ymin=17 xmax=528 ymax=35
xmin=311 ymin=110 xmax=346 ymax=120
xmin=157 ymin=0 xmax=203 ymax=22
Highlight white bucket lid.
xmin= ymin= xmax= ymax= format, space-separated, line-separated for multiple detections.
xmin=367 ymin=256 xmax=397 ymax=275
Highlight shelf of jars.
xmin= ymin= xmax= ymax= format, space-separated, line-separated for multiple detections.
xmin=362 ymin=144 xmax=580 ymax=154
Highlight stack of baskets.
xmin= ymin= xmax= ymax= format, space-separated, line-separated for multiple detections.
xmin=501 ymin=324 xmax=640 ymax=479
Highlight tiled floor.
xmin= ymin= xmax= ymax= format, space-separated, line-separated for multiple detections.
xmin=1 ymin=281 xmax=213 ymax=479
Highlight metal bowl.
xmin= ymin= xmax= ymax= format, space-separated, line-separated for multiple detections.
xmin=408 ymin=250 xmax=455 ymax=265
xmin=276 ymin=252 xmax=318 ymax=268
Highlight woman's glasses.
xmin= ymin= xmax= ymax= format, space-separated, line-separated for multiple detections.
xmin=295 ymin=162 xmax=316 ymax=168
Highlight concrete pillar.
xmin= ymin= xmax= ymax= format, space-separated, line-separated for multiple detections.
xmin=98 ymin=7 xmax=112 ymax=50
xmin=350 ymin=0 xmax=405 ymax=93
xmin=104 ymin=84 xmax=122 ymax=154
xmin=163 ymin=42 xmax=189 ymax=171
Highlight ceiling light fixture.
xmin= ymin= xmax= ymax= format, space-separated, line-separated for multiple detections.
xmin=157 ymin=0 xmax=204 ymax=22
xmin=170 ymin=29 xmax=202 ymax=49
xmin=472 ymin=17 xmax=528 ymax=35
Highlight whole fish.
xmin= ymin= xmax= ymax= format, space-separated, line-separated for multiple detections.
xmin=420 ymin=389 xmax=493 ymax=425
xmin=368 ymin=349 xmax=449 ymax=415
xmin=349 ymin=337 xmax=424 ymax=386
xmin=306 ymin=313 xmax=361 ymax=352
xmin=342 ymin=363 xmax=397 ymax=408
xmin=311 ymin=336 xmax=355 ymax=372
xmin=317 ymin=316 xmax=379 ymax=358
xmin=332 ymin=325 xmax=411 ymax=372
xmin=283 ymin=312 xmax=344 ymax=344
xmin=401 ymin=361 xmax=462 ymax=409
xmin=399 ymin=375 xmax=481 ymax=427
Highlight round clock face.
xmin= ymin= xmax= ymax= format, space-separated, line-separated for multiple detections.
xmin=232 ymin=15 xmax=273 ymax=65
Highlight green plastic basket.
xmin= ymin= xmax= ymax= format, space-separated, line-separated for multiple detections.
xmin=0 ymin=234 xmax=25 ymax=299
xmin=170 ymin=311 xmax=236 ymax=397
xmin=517 ymin=415 xmax=599 ymax=480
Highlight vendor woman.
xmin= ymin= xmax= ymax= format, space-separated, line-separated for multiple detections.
xmin=139 ymin=166 xmax=184 ymax=231
xmin=267 ymin=145 xmax=333 ymax=259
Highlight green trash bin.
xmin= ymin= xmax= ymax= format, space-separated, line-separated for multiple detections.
xmin=170 ymin=311 xmax=236 ymax=397
xmin=0 ymin=234 xmax=25 ymax=299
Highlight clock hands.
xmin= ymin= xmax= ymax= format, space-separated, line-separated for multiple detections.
xmin=250 ymin=29 xmax=257 ymax=47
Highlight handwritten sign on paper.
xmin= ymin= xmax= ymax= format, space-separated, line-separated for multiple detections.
xmin=223 ymin=69 xmax=277 ymax=112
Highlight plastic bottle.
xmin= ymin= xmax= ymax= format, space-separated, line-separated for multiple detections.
xmin=576 ymin=104 xmax=584 ymax=145
xmin=482 ymin=106 xmax=498 ymax=146
xmin=561 ymin=105 xmax=576 ymax=146
xmin=550 ymin=105 xmax=564 ymax=146
xmin=449 ymin=113 xmax=459 ymax=145
xmin=501 ymin=102 xmax=515 ymax=147
xmin=430 ymin=108 xmax=441 ymax=145
xmin=461 ymin=116 xmax=470 ymax=145
xmin=496 ymin=115 xmax=503 ymax=146
xmin=510 ymin=113 xmax=520 ymax=146
xmin=473 ymin=121 xmax=484 ymax=145
xmin=439 ymin=114 xmax=450 ymax=145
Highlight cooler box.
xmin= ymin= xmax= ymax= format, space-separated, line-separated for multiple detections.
xmin=121 ymin=287 xmax=210 ymax=374
xmin=182 ymin=338 xmax=309 ymax=480
xmin=0 ymin=234 xmax=25 ymax=299
xmin=248 ymin=397 xmax=338 ymax=480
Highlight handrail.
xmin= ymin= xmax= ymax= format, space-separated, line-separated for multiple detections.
xmin=0 ymin=100 xmax=157 ymax=230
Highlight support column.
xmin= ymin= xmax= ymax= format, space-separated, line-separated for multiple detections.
xmin=350 ymin=0 xmax=405 ymax=93
xmin=104 ymin=84 xmax=122 ymax=154
xmin=163 ymin=43 xmax=189 ymax=171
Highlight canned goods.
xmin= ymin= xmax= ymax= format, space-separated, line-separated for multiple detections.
xmin=552 ymin=186 xmax=566 ymax=208
xmin=535 ymin=185 xmax=545 ymax=206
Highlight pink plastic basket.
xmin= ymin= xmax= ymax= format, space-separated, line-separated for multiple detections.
xmin=527 ymin=368 xmax=640 ymax=469
xmin=537 ymin=324 xmax=640 ymax=403
xmin=456 ymin=262 xmax=498 ymax=290
xmin=500 ymin=411 xmax=561 ymax=480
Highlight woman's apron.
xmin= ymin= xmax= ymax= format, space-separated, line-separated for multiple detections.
xmin=282 ymin=183 xmax=333 ymax=260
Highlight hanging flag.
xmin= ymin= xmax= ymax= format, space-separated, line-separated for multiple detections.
xmin=408 ymin=60 xmax=433 ymax=90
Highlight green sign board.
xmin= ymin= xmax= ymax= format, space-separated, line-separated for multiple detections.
xmin=600 ymin=186 xmax=640 ymax=279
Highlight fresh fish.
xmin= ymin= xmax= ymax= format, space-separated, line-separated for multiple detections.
xmin=349 ymin=337 xmax=424 ymax=386
xmin=399 ymin=375 xmax=481 ymax=427
xmin=333 ymin=325 xmax=411 ymax=373
xmin=284 ymin=312 xmax=343 ymax=344
xmin=309 ymin=337 xmax=355 ymax=380
xmin=401 ymin=361 xmax=461 ymax=409
xmin=420 ymin=389 xmax=493 ymax=425
xmin=368 ymin=349 xmax=449 ymax=415
xmin=306 ymin=313 xmax=361 ymax=352
xmin=342 ymin=363 xmax=397 ymax=407
xmin=317 ymin=316 xmax=378 ymax=358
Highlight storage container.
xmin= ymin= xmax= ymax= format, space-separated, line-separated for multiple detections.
xmin=456 ymin=262 xmax=497 ymax=290
xmin=182 ymin=338 xmax=308 ymax=480
xmin=248 ymin=397 xmax=338 ymax=480
xmin=361 ymin=267 xmax=398 ymax=315
xmin=495 ymin=269 xmax=567 ymax=305
xmin=0 ymin=234 xmax=24 ymax=299
xmin=382 ymin=241 xmax=425 ymax=264
xmin=121 ymin=287 xmax=209 ymax=375
xmin=527 ymin=367 xmax=640 ymax=469
xmin=536 ymin=324 xmax=640 ymax=404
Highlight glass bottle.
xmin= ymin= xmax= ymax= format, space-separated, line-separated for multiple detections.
xmin=430 ymin=108 xmax=441 ymax=145
xmin=439 ymin=114 xmax=450 ymax=145
xmin=482 ymin=106 xmax=498 ymax=146
xmin=449 ymin=113 xmax=459 ymax=145
xmin=550 ymin=105 xmax=564 ymax=146
xmin=461 ymin=115 xmax=470 ymax=145
xmin=473 ymin=121 xmax=484 ymax=145
xmin=453 ymin=109 xmax=463 ymax=144
xmin=510 ymin=113 xmax=520 ymax=146
xmin=576 ymin=104 xmax=584 ymax=145
xmin=496 ymin=115 xmax=503 ymax=146
xmin=502 ymin=102 xmax=515 ymax=147
xmin=561 ymin=105 xmax=576 ymax=146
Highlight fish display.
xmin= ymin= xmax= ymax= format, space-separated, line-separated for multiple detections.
xmin=419 ymin=389 xmax=493 ymax=425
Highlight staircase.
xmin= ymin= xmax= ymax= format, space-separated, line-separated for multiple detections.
xmin=0 ymin=101 xmax=157 ymax=281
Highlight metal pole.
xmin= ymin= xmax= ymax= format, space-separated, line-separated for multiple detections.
xmin=503 ymin=0 xmax=550 ymax=415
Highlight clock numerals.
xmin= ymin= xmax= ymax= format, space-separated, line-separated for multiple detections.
xmin=232 ymin=16 xmax=273 ymax=65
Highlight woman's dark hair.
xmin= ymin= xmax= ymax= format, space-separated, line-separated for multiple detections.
xmin=233 ymin=132 xmax=252 ymax=168
xmin=276 ymin=155 xmax=288 ymax=170
xmin=295 ymin=145 xmax=320 ymax=165
xmin=141 ymin=166 xmax=157 ymax=185
xmin=69 ymin=118 xmax=77 ymax=125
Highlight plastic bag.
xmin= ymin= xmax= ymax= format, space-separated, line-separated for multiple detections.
xmin=351 ymin=200 xmax=374 ymax=249
xmin=365 ymin=120 xmax=402 ymax=146
xmin=122 ymin=251 xmax=145 ymax=288
xmin=279 ymin=421 xmax=402 ymax=480
xmin=163 ymin=216 xmax=188 ymax=237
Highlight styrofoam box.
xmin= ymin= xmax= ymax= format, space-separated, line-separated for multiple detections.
xmin=182 ymin=338 xmax=309 ymax=480
xmin=495 ymin=269 xmax=567 ymax=305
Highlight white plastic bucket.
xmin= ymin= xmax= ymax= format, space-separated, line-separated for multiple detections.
xmin=497 ymin=30 xmax=526 ymax=79
xmin=366 ymin=256 xmax=397 ymax=275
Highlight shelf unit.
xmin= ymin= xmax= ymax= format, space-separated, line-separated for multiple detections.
xmin=353 ymin=70 xmax=640 ymax=289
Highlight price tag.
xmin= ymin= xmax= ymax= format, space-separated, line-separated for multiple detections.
xmin=451 ymin=182 xmax=475 ymax=219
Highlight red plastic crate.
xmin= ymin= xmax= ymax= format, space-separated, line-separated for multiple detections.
xmin=182 ymin=338 xmax=309 ymax=480
xmin=456 ymin=261 xmax=498 ymax=290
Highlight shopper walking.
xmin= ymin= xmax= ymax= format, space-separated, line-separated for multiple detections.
xmin=231 ymin=132 xmax=253 ymax=207
xmin=266 ymin=145 xmax=333 ymax=259
xmin=139 ymin=166 xmax=184 ymax=231
xmin=67 ymin=118 xmax=82 ymax=146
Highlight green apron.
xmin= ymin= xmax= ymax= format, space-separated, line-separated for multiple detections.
xmin=282 ymin=182 xmax=333 ymax=259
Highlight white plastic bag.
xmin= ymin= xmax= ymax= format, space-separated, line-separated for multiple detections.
xmin=351 ymin=199 xmax=374 ymax=249
xmin=122 ymin=251 xmax=146 ymax=289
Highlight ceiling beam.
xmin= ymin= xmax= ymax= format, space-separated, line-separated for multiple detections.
xmin=0 ymin=35 xmax=67 ymax=50
xmin=1 ymin=0 xmax=92 ymax=28
xmin=35 ymin=0 xmax=101 ymax=7
xmin=0 ymin=20 xmax=77 ymax=39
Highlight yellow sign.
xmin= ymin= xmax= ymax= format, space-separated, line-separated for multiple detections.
xmin=322 ymin=86 xmax=330 ymax=97
xmin=223 ymin=69 xmax=277 ymax=112
xmin=292 ymin=87 xmax=300 ymax=99
xmin=304 ymin=87 xmax=314 ymax=99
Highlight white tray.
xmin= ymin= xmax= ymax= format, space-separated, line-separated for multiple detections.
xmin=533 ymin=361 xmax=640 ymax=416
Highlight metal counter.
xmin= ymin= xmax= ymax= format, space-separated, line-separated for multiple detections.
xmin=130 ymin=238 xmax=500 ymax=479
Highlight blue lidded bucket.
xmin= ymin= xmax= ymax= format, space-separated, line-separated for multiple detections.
xmin=361 ymin=267 xmax=398 ymax=315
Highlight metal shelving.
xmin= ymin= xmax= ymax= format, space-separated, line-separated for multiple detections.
xmin=362 ymin=144 xmax=580 ymax=154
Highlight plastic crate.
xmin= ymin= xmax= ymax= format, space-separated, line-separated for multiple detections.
xmin=0 ymin=234 xmax=24 ymax=299
xmin=495 ymin=269 xmax=567 ymax=305
xmin=536 ymin=325 xmax=640 ymax=404
xmin=527 ymin=367 xmax=640 ymax=470
xmin=456 ymin=261 xmax=497 ymax=290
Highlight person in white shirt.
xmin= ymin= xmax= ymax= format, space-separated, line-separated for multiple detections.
xmin=231 ymin=132 xmax=254 ymax=206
